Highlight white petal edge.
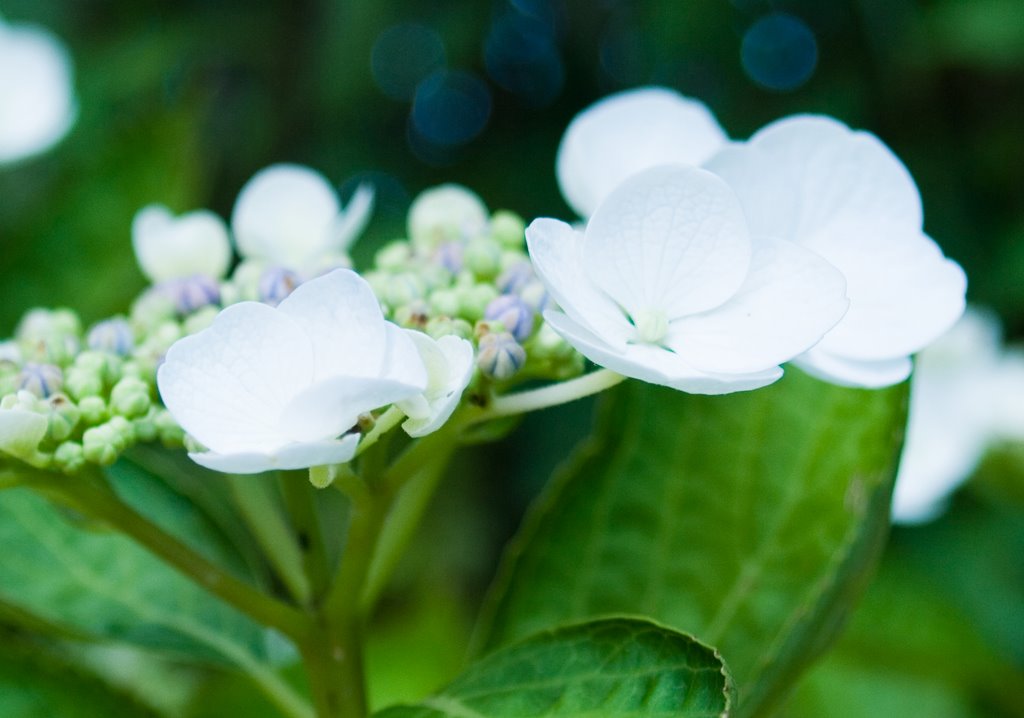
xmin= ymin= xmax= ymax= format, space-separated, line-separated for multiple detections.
xmin=583 ymin=165 xmax=752 ymax=320
xmin=276 ymin=269 xmax=388 ymax=381
xmin=231 ymin=163 xmax=340 ymax=267
xmin=545 ymin=310 xmax=783 ymax=395
xmin=807 ymin=225 xmax=967 ymax=361
xmin=666 ymin=238 xmax=848 ymax=374
xmin=189 ymin=434 xmax=360 ymax=474
xmin=793 ymin=349 xmax=912 ymax=388
xmin=157 ymin=302 xmax=314 ymax=454
xmin=400 ymin=332 xmax=475 ymax=437
xmin=556 ymin=86 xmax=727 ymax=218
xmin=525 ymin=218 xmax=633 ymax=348
xmin=333 ymin=182 xmax=375 ymax=252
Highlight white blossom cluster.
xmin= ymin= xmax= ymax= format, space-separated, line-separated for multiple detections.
xmin=539 ymin=87 xmax=966 ymax=393
xmin=1 ymin=87 xmax=974 ymax=480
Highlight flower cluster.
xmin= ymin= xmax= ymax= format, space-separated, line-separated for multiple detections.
xmin=544 ymin=87 xmax=967 ymax=391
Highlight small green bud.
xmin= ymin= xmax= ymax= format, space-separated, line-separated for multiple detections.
xmin=490 ymin=210 xmax=526 ymax=248
xmin=425 ymin=316 xmax=474 ymax=341
xmin=65 ymin=366 xmax=104 ymax=400
xmin=393 ymin=301 xmax=431 ymax=329
xmin=384 ymin=273 xmax=427 ymax=308
xmin=183 ymin=305 xmax=218 ymax=335
xmin=82 ymin=424 xmax=119 ymax=466
xmin=458 ymin=283 xmax=499 ymax=322
xmin=429 ymin=288 xmax=461 ymax=317
xmin=130 ymin=290 xmax=177 ymax=330
xmin=53 ymin=441 xmax=85 ymax=474
xmin=375 ymin=241 xmax=412 ymax=271
xmin=132 ymin=408 xmax=160 ymax=443
xmin=464 ymin=237 xmax=502 ymax=280
xmin=408 ymin=184 xmax=488 ymax=251
xmin=154 ymin=410 xmax=185 ymax=448
xmin=78 ymin=396 xmax=108 ymax=425
xmin=110 ymin=377 xmax=151 ymax=418
xmin=46 ymin=394 xmax=80 ymax=443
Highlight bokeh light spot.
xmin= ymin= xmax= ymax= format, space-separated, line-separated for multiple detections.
xmin=741 ymin=13 xmax=818 ymax=92
xmin=371 ymin=23 xmax=446 ymax=102
xmin=411 ymin=69 xmax=492 ymax=147
xmin=485 ymin=11 xmax=564 ymax=107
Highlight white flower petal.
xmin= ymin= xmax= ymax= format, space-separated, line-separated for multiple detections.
xmin=333 ymin=182 xmax=375 ymax=252
xmin=276 ymin=269 xmax=388 ymax=381
xmin=132 ymin=204 xmax=232 ymax=283
xmin=0 ymin=18 xmax=77 ymax=164
xmin=584 ymin=165 xmax=752 ymax=319
xmin=525 ymin=218 xmax=632 ymax=347
xmin=399 ymin=332 xmax=475 ymax=437
xmin=280 ymin=375 xmax=425 ymax=444
xmin=231 ymin=164 xmax=341 ymax=267
xmin=704 ymin=143 xmax=799 ymax=241
xmin=746 ymin=115 xmax=924 ymax=235
xmin=794 ymin=349 xmax=912 ymax=388
xmin=0 ymin=408 xmax=48 ymax=459
xmin=190 ymin=434 xmax=360 ymax=474
xmin=667 ymin=239 xmax=848 ymax=374
xmin=545 ymin=310 xmax=782 ymax=395
xmin=157 ymin=302 xmax=314 ymax=454
xmin=379 ymin=323 xmax=430 ymax=390
xmin=556 ymin=86 xmax=727 ymax=218
xmin=807 ymin=225 xmax=967 ymax=362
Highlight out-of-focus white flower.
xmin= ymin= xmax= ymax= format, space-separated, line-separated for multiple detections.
xmin=132 ymin=205 xmax=232 ymax=283
xmin=706 ymin=116 xmax=966 ymax=388
xmin=231 ymin=164 xmax=374 ymax=269
xmin=556 ymin=87 xmax=727 ymax=219
xmin=157 ymin=269 xmax=426 ymax=474
xmin=893 ymin=308 xmax=1023 ymax=523
xmin=526 ymin=165 xmax=849 ymax=394
xmin=397 ymin=332 xmax=474 ymax=437
xmin=0 ymin=15 xmax=76 ymax=164
xmin=407 ymin=184 xmax=488 ymax=250
xmin=0 ymin=391 xmax=47 ymax=461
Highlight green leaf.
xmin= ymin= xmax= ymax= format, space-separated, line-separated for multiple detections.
xmin=374 ymin=618 xmax=733 ymax=717
xmin=0 ymin=633 xmax=158 ymax=718
xmin=477 ymin=370 xmax=908 ymax=717
xmin=0 ymin=486 xmax=271 ymax=666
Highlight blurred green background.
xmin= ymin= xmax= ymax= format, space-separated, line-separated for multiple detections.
xmin=2 ymin=1 xmax=1023 ymax=715
xmin=2 ymin=0 xmax=1024 ymax=336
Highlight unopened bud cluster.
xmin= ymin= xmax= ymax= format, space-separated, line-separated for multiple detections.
xmin=363 ymin=185 xmax=582 ymax=384
xmin=0 ymin=182 xmax=583 ymax=474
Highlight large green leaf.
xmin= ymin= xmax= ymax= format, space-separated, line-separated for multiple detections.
xmin=375 ymin=618 xmax=733 ymax=717
xmin=478 ymin=370 xmax=908 ymax=716
xmin=0 ymin=486 xmax=271 ymax=666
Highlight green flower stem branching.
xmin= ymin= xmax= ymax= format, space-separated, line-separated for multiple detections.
xmin=354 ymin=406 xmax=406 ymax=458
xmin=226 ymin=475 xmax=312 ymax=606
xmin=475 ymin=368 xmax=626 ymax=421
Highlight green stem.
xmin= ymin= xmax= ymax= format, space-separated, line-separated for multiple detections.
xmin=354 ymin=406 xmax=405 ymax=458
xmin=362 ymin=448 xmax=456 ymax=613
xmin=279 ymin=470 xmax=332 ymax=603
xmin=227 ymin=475 xmax=312 ymax=606
xmin=32 ymin=471 xmax=307 ymax=640
xmin=475 ymin=369 xmax=625 ymax=421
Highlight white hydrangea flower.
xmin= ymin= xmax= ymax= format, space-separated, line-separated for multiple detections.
xmin=397 ymin=332 xmax=474 ymax=437
xmin=706 ymin=116 xmax=966 ymax=388
xmin=556 ymin=86 xmax=727 ymax=219
xmin=157 ymin=269 xmax=427 ymax=473
xmin=893 ymin=308 xmax=1021 ymax=523
xmin=231 ymin=164 xmax=374 ymax=269
xmin=0 ymin=15 xmax=77 ymax=164
xmin=131 ymin=205 xmax=232 ymax=283
xmin=407 ymin=184 xmax=488 ymax=250
xmin=526 ymin=165 xmax=849 ymax=394
xmin=0 ymin=391 xmax=48 ymax=461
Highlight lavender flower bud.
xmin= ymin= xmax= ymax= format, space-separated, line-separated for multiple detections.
xmin=18 ymin=363 xmax=63 ymax=398
xmin=87 ymin=318 xmax=135 ymax=356
xmin=477 ymin=332 xmax=526 ymax=380
xmin=258 ymin=267 xmax=301 ymax=306
xmin=485 ymin=295 xmax=535 ymax=342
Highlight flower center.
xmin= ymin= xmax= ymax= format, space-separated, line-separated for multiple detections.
xmin=633 ymin=309 xmax=668 ymax=344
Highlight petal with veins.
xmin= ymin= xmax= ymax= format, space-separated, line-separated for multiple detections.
xmin=557 ymin=87 xmax=727 ymax=218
